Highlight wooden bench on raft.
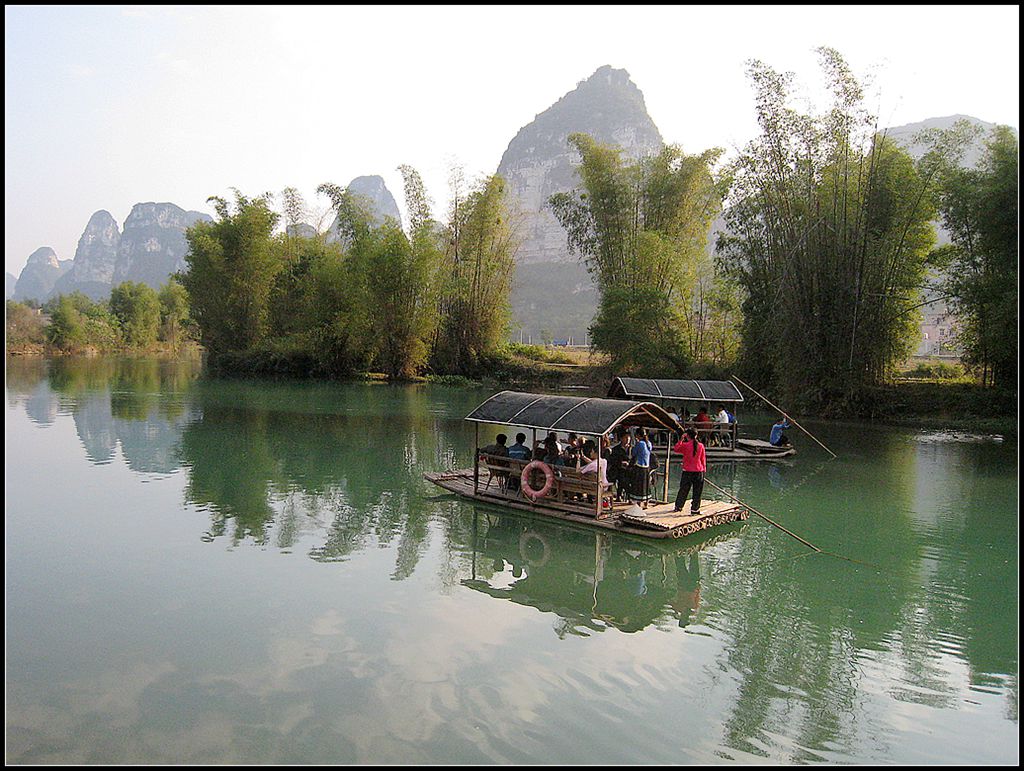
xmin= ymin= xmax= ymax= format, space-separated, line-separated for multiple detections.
xmin=476 ymin=453 xmax=614 ymax=518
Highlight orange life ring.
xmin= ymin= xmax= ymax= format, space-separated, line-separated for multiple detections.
xmin=521 ymin=460 xmax=555 ymax=500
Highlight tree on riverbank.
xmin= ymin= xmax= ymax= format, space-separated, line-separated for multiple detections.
xmin=317 ymin=166 xmax=444 ymax=380
xmin=718 ymin=48 xmax=938 ymax=411
xmin=44 ymin=292 xmax=120 ymax=351
xmin=110 ymin=281 xmax=161 ymax=348
xmin=549 ymin=135 xmax=726 ymax=375
xmin=5 ymin=300 xmax=47 ymax=348
xmin=181 ymin=191 xmax=282 ymax=356
xmin=928 ymin=124 xmax=1018 ymax=389
xmin=431 ymin=171 xmax=520 ymax=374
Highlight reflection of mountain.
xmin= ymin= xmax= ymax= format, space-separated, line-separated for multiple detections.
xmin=62 ymin=360 xmax=199 ymax=471
xmin=24 ymin=380 xmax=61 ymax=426
xmin=5 ymin=356 xmax=203 ymax=470
xmin=5 ymin=356 xmax=56 ymax=421
xmin=451 ymin=507 xmax=742 ymax=635
xmin=72 ymin=392 xmax=118 ymax=464
xmin=117 ymin=409 xmax=197 ymax=473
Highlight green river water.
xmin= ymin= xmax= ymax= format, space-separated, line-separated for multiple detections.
xmin=5 ymin=356 xmax=1018 ymax=764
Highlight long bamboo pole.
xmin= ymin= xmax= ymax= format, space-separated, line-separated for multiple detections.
xmin=730 ymin=375 xmax=837 ymax=458
xmin=702 ymin=477 xmax=821 ymax=553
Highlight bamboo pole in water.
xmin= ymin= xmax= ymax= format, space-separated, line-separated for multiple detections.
xmin=703 ymin=477 xmax=822 ymax=553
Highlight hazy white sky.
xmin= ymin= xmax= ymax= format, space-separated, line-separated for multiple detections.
xmin=4 ymin=4 xmax=1019 ymax=277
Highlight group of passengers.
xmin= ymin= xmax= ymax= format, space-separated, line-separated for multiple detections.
xmin=675 ymin=403 xmax=736 ymax=447
xmin=480 ymin=428 xmax=659 ymax=509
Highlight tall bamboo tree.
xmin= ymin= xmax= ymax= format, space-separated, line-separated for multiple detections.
xmin=718 ymin=48 xmax=938 ymax=410
xmin=432 ymin=171 xmax=521 ymax=373
xmin=181 ymin=190 xmax=282 ymax=356
xmin=550 ymin=134 xmax=724 ymax=374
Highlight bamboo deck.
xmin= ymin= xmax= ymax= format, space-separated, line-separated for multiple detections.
xmin=425 ymin=469 xmax=749 ymax=540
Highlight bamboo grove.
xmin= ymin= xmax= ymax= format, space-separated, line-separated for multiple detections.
xmin=549 ymin=134 xmax=734 ymax=376
xmin=180 ymin=169 xmax=520 ymax=380
xmin=718 ymin=48 xmax=945 ymax=410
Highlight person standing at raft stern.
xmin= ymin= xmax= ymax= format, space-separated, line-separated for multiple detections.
xmin=672 ymin=427 xmax=706 ymax=514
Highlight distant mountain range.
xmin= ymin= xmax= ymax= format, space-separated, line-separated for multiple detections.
xmin=10 ymin=176 xmax=401 ymax=304
xmin=12 ymin=204 xmax=212 ymax=303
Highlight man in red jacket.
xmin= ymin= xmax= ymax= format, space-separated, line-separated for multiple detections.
xmin=672 ymin=427 xmax=706 ymax=514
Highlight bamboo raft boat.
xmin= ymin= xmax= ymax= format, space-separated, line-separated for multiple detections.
xmin=424 ymin=391 xmax=749 ymax=540
xmin=608 ymin=377 xmax=796 ymax=462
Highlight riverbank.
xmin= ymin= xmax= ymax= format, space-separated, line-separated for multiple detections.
xmin=9 ymin=348 xmax=1014 ymax=435
xmin=6 ymin=342 xmax=203 ymax=359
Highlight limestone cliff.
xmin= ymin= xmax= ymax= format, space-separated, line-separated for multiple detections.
xmin=50 ymin=210 xmax=121 ymax=300
xmin=326 ymin=175 xmax=403 ymax=241
xmin=498 ymin=65 xmax=664 ymax=342
xmin=497 ymin=65 xmax=664 ymax=267
xmin=112 ymin=203 xmax=213 ymax=288
xmin=14 ymin=247 xmax=72 ymax=303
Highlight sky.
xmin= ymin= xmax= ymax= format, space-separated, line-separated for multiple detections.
xmin=4 ymin=4 xmax=1020 ymax=278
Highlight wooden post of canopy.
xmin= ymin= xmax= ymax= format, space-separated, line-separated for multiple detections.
xmin=473 ymin=423 xmax=480 ymax=495
xmin=594 ymin=433 xmax=601 ymax=519
xmin=664 ymin=432 xmax=672 ymax=503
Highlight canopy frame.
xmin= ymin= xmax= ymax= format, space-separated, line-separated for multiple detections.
xmin=608 ymin=377 xmax=745 ymax=404
xmin=465 ymin=390 xmax=683 ymax=436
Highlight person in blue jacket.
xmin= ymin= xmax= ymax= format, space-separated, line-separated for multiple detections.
xmin=769 ymin=416 xmax=791 ymax=446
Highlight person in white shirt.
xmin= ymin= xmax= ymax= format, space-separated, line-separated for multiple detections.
xmin=714 ymin=404 xmax=731 ymax=447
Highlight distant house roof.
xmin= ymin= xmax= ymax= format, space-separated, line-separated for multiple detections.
xmin=465 ymin=391 xmax=682 ymax=435
xmin=607 ymin=378 xmax=745 ymax=403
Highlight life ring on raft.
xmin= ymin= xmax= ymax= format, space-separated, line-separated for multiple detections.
xmin=519 ymin=531 xmax=551 ymax=566
xmin=521 ymin=460 xmax=555 ymax=500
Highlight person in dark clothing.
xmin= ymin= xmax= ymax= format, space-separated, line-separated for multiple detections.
xmin=506 ymin=432 xmax=531 ymax=491
xmin=607 ymin=432 xmax=633 ymax=502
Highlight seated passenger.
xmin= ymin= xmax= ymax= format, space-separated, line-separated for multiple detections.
xmin=508 ymin=432 xmax=532 ymax=461
xmin=580 ymin=445 xmax=611 ymax=490
xmin=694 ymin=405 xmax=711 ymax=427
xmin=694 ymin=405 xmax=712 ymax=443
xmin=481 ymin=433 xmax=509 ymax=458
xmin=506 ymin=432 xmax=532 ymax=491
xmin=542 ymin=436 xmax=561 ymax=465
xmin=714 ymin=404 xmax=731 ymax=447
xmin=563 ymin=433 xmax=582 ymax=467
xmin=480 ymin=433 xmax=509 ymax=489
xmin=546 ymin=431 xmax=564 ymax=455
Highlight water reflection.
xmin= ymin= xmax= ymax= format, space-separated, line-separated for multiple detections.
xmin=5 ymin=355 xmax=1018 ymax=763
xmin=455 ymin=507 xmax=742 ymax=636
xmin=6 ymin=356 xmax=201 ymax=469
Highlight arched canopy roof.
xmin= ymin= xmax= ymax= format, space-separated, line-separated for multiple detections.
xmin=608 ymin=377 xmax=744 ymax=404
xmin=466 ymin=391 xmax=682 ymax=435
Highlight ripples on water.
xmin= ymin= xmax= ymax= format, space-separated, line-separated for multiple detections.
xmin=4 ymin=357 xmax=1018 ymax=764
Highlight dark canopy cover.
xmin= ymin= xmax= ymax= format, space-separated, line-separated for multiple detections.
xmin=608 ymin=377 xmax=744 ymax=404
xmin=466 ymin=391 xmax=682 ymax=435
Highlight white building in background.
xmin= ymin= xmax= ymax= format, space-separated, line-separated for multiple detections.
xmin=916 ymin=295 xmax=963 ymax=357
